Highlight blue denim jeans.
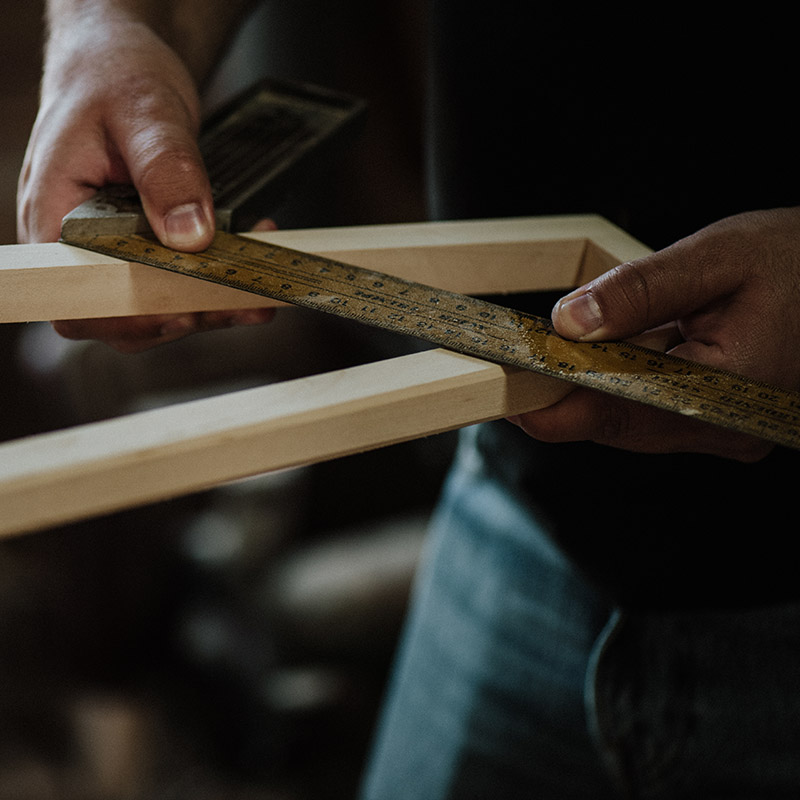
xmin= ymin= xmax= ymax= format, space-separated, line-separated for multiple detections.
xmin=359 ymin=426 xmax=800 ymax=799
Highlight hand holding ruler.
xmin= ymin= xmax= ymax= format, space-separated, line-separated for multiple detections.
xmin=5 ymin=76 xmax=800 ymax=540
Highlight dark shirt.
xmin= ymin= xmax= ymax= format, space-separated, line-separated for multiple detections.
xmin=427 ymin=4 xmax=798 ymax=609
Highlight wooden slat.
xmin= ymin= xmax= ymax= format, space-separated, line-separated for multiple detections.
xmin=0 ymin=350 xmax=569 ymax=538
xmin=0 ymin=215 xmax=650 ymax=322
xmin=0 ymin=215 xmax=652 ymax=537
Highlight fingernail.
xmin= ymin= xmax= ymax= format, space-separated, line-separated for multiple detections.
xmin=554 ymin=292 xmax=603 ymax=340
xmin=163 ymin=203 xmax=211 ymax=249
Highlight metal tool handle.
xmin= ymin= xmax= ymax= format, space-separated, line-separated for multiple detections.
xmin=61 ymin=78 xmax=366 ymax=238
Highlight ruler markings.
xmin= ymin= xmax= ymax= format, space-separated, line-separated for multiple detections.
xmin=62 ymin=230 xmax=800 ymax=450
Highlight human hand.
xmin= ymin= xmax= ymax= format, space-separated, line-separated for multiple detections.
xmin=17 ymin=5 xmax=273 ymax=352
xmin=509 ymin=208 xmax=800 ymax=461
xmin=47 ymin=219 xmax=277 ymax=354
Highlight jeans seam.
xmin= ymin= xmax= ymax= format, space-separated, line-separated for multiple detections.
xmin=585 ymin=608 xmax=630 ymax=798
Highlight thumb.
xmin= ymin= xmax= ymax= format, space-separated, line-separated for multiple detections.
xmin=111 ymin=98 xmax=215 ymax=252
xmin=551 ymin=234 xmax=743 ymax=342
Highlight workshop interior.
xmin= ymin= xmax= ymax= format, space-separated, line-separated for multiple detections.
xmin=0 ymin=2 xmax=448 ymax=798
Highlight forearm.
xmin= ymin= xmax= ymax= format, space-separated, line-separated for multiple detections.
xmin=44 ymin=0 xmax=257 ymax=86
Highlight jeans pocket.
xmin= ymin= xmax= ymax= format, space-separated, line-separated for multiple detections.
xmin=585 ymin=611 xmax=698 ymax=799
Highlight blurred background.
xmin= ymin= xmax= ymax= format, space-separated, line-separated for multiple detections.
xmin=0 ymin=2 xmax=43 ymax=441
xmin=0 ymin=3 xmax=453 ymax=798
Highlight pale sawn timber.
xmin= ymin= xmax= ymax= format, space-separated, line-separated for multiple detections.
xmin=0 ymin=215 xmax=651 ymax=536
xmin=0 ymin=215 xmax=649 ymax=322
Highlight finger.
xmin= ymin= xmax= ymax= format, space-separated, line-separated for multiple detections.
xmin=551 ymin=229 xmax=746 ymax=343
xmin=16 ymin=110 xmax=112 ymax=244
xmin=251 ymin=218 xmax=278 ymax=232
xmin=109 ymin=90 xmax=215 ymax=252
xmin=52 ymin=308 xmax=275 ymax=354
xmin=47 ymin=215 xmax=278 ymax=352
xmin=510 ymin=388 xmax=774 ymax=463
xmin=52 ymin=314 xmax=200 ymax=354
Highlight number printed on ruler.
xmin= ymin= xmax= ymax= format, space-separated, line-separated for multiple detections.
xmin=61 ymin=229 xmax=800 ymax=451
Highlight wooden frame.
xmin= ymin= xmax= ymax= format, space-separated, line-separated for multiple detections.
xmin=0 ymin=215 xmax=650 ymax=537
xmin=0 ymin=215 xmax=647 ymax=321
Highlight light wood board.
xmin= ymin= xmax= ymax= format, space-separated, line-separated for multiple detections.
xmin=0 ymin=215 xmax=649 ymax=322
xmin=0 ymin=215 xmax=651 ymax=537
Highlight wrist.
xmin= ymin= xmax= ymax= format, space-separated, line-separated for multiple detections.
xmin=40 ymin=5 xmax=202 ymax=126
xmin=45 ymin=0 xmax=255 ymax=85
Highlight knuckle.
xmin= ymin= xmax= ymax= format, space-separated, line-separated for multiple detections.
xmin=599 ymin=258 xmax=656 ymax=328
xmin=136 ymin=147 xmax=205 ymax=191
xmin=111 ymin=79 xmax=205 ymax=199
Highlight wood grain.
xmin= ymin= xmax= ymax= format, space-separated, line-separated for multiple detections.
xmin=0 ymin=215 xmax=650 ymax=322
xmin=0 ymin=215 xmax=651 ymax=536
xmin=0 ymin=350 xmax=570 ymax=538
